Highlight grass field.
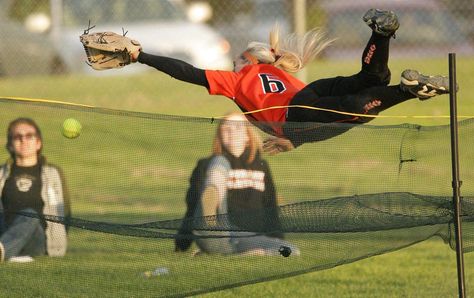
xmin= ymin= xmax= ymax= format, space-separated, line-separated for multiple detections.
xmin=0 ymin=56 xmax=474 ymax=297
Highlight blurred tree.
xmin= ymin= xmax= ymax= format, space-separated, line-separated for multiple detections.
xmin=8 ymin=0 xmax=49 ymax=21
xmin=440 ymin=0 xmax=474 ymax=42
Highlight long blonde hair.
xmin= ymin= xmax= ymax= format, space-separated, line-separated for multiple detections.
xmin=212 ymin=113 xmax=262 ymax=164
xmin=244 ymin=24 xmax=333 ymax=73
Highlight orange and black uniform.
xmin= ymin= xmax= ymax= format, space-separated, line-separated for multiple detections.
xmin=138 ymin=32 xmax=416 ymax=147
xmin=205 ymin=65 xmax=305 ymax=123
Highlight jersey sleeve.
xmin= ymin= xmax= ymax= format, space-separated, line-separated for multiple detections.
xmin=205 ymin=70 xmax=240 ymax=99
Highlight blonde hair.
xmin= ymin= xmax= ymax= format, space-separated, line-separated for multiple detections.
xmin=212 ymin=113 xmax=262 ymax=164
xmin=244 ymin=24 xmax=333 ymax=73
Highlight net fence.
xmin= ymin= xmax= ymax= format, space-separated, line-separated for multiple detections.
xmin=0 ymin=98 xmax=473 ymax=297
xmin=1 ymin=0 xmax=473 ymax=79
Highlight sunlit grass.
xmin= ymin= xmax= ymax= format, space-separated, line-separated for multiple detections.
xmin=0 ymin=56 xmax=473 ymax=297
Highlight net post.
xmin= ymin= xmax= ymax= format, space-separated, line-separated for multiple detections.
xmin=449 ymin=52 xmax=465 ymax=298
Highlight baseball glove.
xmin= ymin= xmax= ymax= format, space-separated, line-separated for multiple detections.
xmin=79 ymin=29 xmax=141 ymax=70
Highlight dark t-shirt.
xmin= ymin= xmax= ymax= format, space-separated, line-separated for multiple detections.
xmin=1 ymin=163 xmax=44 ymax=226
xmin=222 ymin=150 xmax=280 ymax=234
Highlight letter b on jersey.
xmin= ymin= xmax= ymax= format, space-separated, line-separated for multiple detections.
xmin=259 ymin=74 xmax=286 ymax=94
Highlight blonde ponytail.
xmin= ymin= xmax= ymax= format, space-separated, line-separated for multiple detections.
xmin=245 ymin=24 xmax=333 ymax=73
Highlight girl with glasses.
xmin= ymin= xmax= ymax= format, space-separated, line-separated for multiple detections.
xmin=0 ymin=118 xmax=71 ymax=262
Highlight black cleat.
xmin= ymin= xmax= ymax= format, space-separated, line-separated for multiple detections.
xmin=363 ymin=8 xmax=400 ymax=38
xmin=400 ymin=69 xmax=456 ymax=100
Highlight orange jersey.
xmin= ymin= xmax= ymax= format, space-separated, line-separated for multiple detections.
xmin=205 ymin=64 xmax=306 ymax=123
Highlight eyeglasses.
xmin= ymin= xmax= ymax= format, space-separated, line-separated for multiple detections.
xmin=12 ymin=132 xmax=37 ymax=141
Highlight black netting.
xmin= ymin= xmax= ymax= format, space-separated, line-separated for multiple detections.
xmin=0 ymin=98 xmax=473 ymax=297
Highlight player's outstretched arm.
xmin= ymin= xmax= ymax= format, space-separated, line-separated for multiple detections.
xmin=135 ymin=52 xmax=209 ymax=87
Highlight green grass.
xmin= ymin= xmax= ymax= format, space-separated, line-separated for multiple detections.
xmin=0 ymin=57 xmax=474 ymax=297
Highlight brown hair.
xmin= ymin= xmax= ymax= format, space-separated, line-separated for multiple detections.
xmin=212 ymin=113 xmax=262 ymax=164
xmin=6 ymin=117 xmax=43 ymax=159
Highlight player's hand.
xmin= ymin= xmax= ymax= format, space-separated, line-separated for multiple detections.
xmin=130 ymin=48 xmax=141 ymax=62
xmin=263 ymin=137 xmax=295 ymax=155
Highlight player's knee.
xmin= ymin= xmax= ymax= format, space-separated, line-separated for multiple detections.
xmin=208 ymin=156 xmax=231 ymax=171
xmin=378 ymin=69 xmax=391 ymax=86
xmin=361 ymin=69 xmax=391 ymax=86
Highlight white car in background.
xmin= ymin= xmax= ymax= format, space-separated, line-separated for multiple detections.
xmin=45 ymin=0 xmax=232 ymax=75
